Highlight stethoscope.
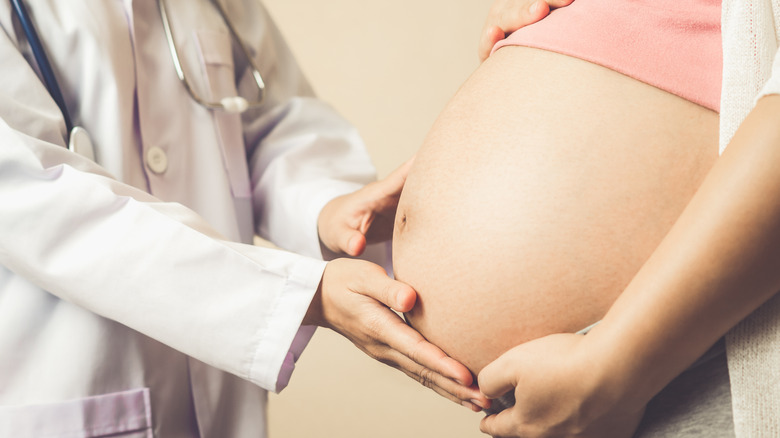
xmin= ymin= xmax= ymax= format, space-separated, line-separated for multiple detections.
xmin=10 ymin=0 xmax=266 ymax=161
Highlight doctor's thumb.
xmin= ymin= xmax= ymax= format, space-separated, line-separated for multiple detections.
xmin=342 ymin=230 xmax=367 ymax=257
xmin=357 ymin=268 xmax=417 ymax=313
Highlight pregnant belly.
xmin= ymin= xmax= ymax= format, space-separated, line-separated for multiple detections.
xmin=392 ymin=46 xmax=719 ymax=375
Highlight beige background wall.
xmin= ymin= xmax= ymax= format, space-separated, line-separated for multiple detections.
xmin=262 ymin=1 xmax=491 ymax=437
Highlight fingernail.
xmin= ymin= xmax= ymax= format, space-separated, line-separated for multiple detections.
xmin=530 ymin=0 xmax=540 ymax=13
xmin=461 ymin=400 xmax=479 ymax=411
xmin=347 ymin=236 xmax=358 ymax=254
xmin=395 ymin=292 xmax=407 ymax=311
xmin=470 ymin=399 xmax=486 ymax=409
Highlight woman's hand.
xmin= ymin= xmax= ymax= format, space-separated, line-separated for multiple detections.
xmin=317 ymin=158 xmax=413 ymax=257
xmin=478 ymin=333 xmax=645 ymax=437
xmin=303 ymin=258 xmax=489 ymax=411
xmin=479 ymin=0 xmax=574 ymax=62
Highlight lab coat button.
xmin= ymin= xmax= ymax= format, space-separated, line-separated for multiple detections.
xmin=146 ymin=147 xmax=168 ymax=174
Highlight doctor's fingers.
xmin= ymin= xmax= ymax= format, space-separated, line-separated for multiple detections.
xmin=370 ymin=312 xmax=475 ymax=388
xmin=350 ymin=262 xmax=418 ymax=313
xmin=371 ymin=337 xmax=487 ymax=410
xmin=396 ymin=364 xmax=485 ymax=412
xmin=367 ymin=155 xmax=415 ymax=202
xmin=367 ymin=324 xmax=489 ymax=410
xmin=326 ymin=158 xmax=416 ymax=255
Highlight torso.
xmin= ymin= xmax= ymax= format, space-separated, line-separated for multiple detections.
xmin=392 ymin=46 xmax=719 ymax=374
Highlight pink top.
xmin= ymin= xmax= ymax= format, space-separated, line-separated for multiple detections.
xmin=494 ymin=0 xmax=722 ymax=112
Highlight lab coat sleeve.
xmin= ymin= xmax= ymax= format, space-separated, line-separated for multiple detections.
xmin=0 ymin=34 xmax=322 ymax=392
xmin=238 ymin=8 xmax=378 ymax=260
xmin=0 ymin=123 xmax=324 ymax=392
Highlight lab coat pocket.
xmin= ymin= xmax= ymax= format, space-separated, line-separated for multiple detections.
xmin=0 ymin=388 xmax=153 ymax=438
xmin=195 ymin=29 xmax=251 ymax=200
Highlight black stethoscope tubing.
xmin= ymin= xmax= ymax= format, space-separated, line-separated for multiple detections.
xmin=10 ymin=0 xmax=74 ymax=136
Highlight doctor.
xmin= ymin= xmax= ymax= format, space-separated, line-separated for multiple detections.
xmin=0 ymin=0 xmax=488 ymax=436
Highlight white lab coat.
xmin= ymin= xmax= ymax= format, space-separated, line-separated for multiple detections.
xmin=0 ymin=0 xmax=378 ymax=436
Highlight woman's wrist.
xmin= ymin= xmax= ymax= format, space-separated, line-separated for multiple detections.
xmin=577 ymin=322 xmax=666 ymax=415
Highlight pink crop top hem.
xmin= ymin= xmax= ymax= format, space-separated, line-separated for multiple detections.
xmin=493 ymin=0 xmax=722 ymax=112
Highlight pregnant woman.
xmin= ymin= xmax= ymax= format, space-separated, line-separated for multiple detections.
xmin=394 ymin=0 xmax=720 ymax=377
xmin=393 ymin=0 xmax=735 ymax=435
xmin=396 ymin=0 xmax=780 ymax=436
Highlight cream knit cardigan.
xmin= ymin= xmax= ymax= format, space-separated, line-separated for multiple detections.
xmin=721 ymin=1 xmax=780 ymax=436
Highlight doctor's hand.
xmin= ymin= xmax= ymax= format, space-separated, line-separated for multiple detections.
xmin=303 ymin=258 xmax=489 ymax=412
xmin=479 ymin=0 xmax=574 ymax=62
xmin=478 ymin=333 xmax=645 ymax=438
xmin=317 ymin=158 xmax=413 ymax=257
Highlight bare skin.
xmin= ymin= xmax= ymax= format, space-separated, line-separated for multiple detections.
xmin=478 ymin=94 xmax=780 ymax=438
xmin=314 ymin=158 xmax=487 ymax=410
xmin=392 ymin=46 xmax=719 ymax=375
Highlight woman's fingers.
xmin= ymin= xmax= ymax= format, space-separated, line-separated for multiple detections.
xmin=481 ymin=408 xmax=526 ymax=437
xmin=479 ymin=0 xmax=577 ymax=62
xmin=545 ymin=0 xmax=574 ymax=6
xmin=478 ymin=348 xmax=521 ymax=400
xmin=476 ymin=334 xmax=647 ymax=438
xmin=479 ymin=25 xmax=507 ymax=62
xmin=479 ymin=0 xmax=551 ymax=61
